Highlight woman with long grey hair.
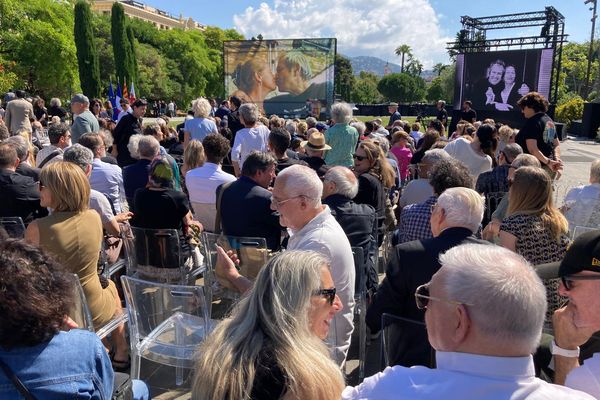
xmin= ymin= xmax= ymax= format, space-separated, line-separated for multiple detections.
xmin=193 ymin=250 xmax=345 ymax=400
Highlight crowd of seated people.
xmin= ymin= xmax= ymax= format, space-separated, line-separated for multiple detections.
xmin=2 ymin=89 xmax=599 ymax=399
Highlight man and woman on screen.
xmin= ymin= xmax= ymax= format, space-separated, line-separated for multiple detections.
xmin=231 ymin=50 xmax=326 ymax=116
xmin=473 ymin=59 xmax=530 ymax=112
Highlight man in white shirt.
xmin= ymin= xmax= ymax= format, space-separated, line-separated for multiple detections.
xmin=562 ymin=159 xmax=600 ymax=235
xmin=214 ymin=164 xmax=355 ymax=366
xmin=536 ymin=231 xmax=600 ymax=399
xmin=36 ymin=123 xmax=72 ymax=168
xmin=79 ymin=132 xmax=126 ymax=213
xmin=343 ymin=243 xmax=594 ymax=400
xmin=185 ymin=133 xmax=236 ymax=231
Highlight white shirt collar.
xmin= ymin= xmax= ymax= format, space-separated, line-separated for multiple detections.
xmin=436 ymin=351 xmax=535 ymax=379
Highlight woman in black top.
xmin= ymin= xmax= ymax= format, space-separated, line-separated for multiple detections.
xmin=131 ymin=157 xmax=200 ymax=233
xmin=515 ymin=92 xmax=562 ymax=177
xmin=193 ymin=251 xmax=345 ymax=400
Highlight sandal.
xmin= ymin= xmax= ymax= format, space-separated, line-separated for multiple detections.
xmin=111 ymin=354 xmax=131 ymax=373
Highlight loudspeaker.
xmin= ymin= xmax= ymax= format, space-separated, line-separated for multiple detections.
xmin=581 ymin=102 xmax=600 ymax=138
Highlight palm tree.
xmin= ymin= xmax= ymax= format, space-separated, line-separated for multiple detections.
xmin=433 ymin=63 xmax=446 ymax=77
xmin=394 ymin=44 xmax=412 ymax=73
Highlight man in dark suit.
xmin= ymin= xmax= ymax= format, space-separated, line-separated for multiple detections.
xmin=322 ymin=166 xmax=378 ymax=293
xmin=0 ymin=143 xmax=47 ymax=223
xmin=216 ymin=151 xmax=282 ymax=250
xmin=5 ymin=135 xmax=40 ymax=181
xmin=366 ymin=187 xmax=488 ymax=368
xmin=113 ymin=99 xmax=146 ymax=167
xmin=123 ymin=135 xmax=160 ymax=211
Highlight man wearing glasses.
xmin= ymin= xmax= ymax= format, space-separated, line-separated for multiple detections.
xmin=343 ymin=244 xmax=594 ymax=399
xmin=536 ymin=231 xmax=600 ymax=399
xmin=367 ymin=187 xmax=487 ymax=368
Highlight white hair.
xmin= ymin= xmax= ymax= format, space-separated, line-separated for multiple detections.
xmin=127 ymin=134 xmax=142 ymax=159
xmin=50 ymin=97 xmax=61 ymax=107
xmin=306 ymin=117 xmax=317 ymax=128
xmin=138 ymin=135 xmax=160 ymax=159
xmin=421 ymin=148 xmax=452 ymax=165
xmin=277 ymin=164 xmax=322 ymax=208
xmin=324 ymin=166 xmax=358 ymax=199
xmin=350 ymin=121 xmax=366 ymax=135
xmin=192 ymin=97 xmax=212 ymax=118
xmin=285 ymin=120 xmax=296 ymax=135
xmin=590 ymin=159 xmax=600 ymax=183
xmin=330 ymin=102 xmax=352 ymax=124
xmin=436 ymin=187 xmax=484 ymax=232
xmin=439 ymin=243 xmax=547 ymax=353
xmin=239 ymin=103 xmax=259 ymax=125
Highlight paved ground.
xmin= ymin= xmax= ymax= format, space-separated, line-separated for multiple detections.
xmin=136 ymin=135 xmax=600 ymax=398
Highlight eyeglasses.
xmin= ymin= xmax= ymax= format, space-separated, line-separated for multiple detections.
xmin=313 ymin=287 xmax=336 ymax=305
xmin=561 ymin=274 xmax=600 ymax=291
xmin=414 ymin=283 xmax=474 ymax=310
xmin=430 ymin=203 xmax=438 ymax=214
xmin=271 ymin=195 xmax=303 ymax=208
xmin=353 ymin=154 xmax=367 ymax=161
xmin=38 ymin=182 xmax=45 ymax=190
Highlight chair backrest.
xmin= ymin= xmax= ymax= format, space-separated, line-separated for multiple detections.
xmin=131 ymin=227 xmax=181 ymax=269
xmin=120 ymin=275 xmax=209 ymax=343
xmin=572 ymin=226 xmax=598 ymax=239
xmin=202 ymin=232 xmax=268 ymax=280
xmin=484 ymin=191 xmax=506 ymax=225
xmin=66 ymin=273 xmax=95 ymax=333
xmin=0 ymin=217 xmax=26 ymax=239
xmin=352 ymin=246 xmax=366 ymax=295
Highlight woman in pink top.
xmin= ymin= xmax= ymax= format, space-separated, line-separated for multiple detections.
xmin=390 ymin=131 xmax=413 ymax=183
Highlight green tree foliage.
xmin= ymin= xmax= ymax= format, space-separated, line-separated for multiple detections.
xmin=377 ymin=73 xmax=426 ymax=102
xmin=111 ymin=2 xmax=132 ymax=84
xmin=555 ymin=96 xmax=584 ymax=126
xmin=74 ymin=0 xmax=101 ymax=98
xmin=202 ymin=26 xmax=244 ymax=98
xmin=394 ymin=44 xmax=412 ymax=73
xmin=334 ymin=55 xmax=355 ymax=101
xmin=405 ymin=56 xmax=423 ymax=77
xmin=433 ymin=63 xmax=447 ymax=77
xmin=426 ymin=77 xmax=445 ymax=102
xmin=126 ymin=25 xmax=138 ymax=84
xmin=0 ymin=0 xmax=79 ymax=98
xmin=351 ymin=71 xmax=383 ymax=104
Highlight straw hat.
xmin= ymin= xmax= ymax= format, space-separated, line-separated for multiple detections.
xmin=301 ymin=130 xmax=332 ymax=151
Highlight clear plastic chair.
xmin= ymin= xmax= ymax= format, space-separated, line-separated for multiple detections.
xmin=129 ymin=227 xmax=204 ymax=285
xmin=0 ymin=217 xmax=26 ymax=238
xmin=66 ymin=273 xmax=128 ymax=340
xmin=351 ymin=247 xmax=367 ymax=381
xmin=121 ymin=276 xmax=211 ymax=387
xmin=484 ymin=191 xmax=506 ymax=225
xmin=201 ymin=232 xmax=269 ymax=303
xmin=572 ymin=225 xmax=598 ymax=239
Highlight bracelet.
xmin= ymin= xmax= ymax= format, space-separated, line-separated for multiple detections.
xmin=551 ymin=340 xmax=580 ymax=357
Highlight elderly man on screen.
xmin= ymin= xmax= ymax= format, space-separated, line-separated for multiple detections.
xmin=215 ymin=164 xmax=355 ymax=366
xmin=343 ymin=244 xmax=595 ymax=400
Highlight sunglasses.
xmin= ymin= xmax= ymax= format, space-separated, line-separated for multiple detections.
xmin=353 ymin=154 xmax=367 ymax=161
xmin=313 ymin=287 xmax=336 ymax=305
xmin=414 ymin=283 xmax=474 ymax=310
xmin=561 ymin=274 xmax=600 ymax=291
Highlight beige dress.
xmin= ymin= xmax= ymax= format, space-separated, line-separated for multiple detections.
xmin=37 ymin=209 xmax=118 ymax=328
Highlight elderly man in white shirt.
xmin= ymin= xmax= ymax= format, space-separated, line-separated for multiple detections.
xmin=213 ymin=164 xmax=355 ymax=366
xmin=231 ymin=103 xmax=270 ymax=177
xmin=186 ymin=133 xmax=236 ymax=231
xmin=343 ymin=243 xmax=594 ymax=400
xmin=562 ymin=159 xmax=600 ymax=235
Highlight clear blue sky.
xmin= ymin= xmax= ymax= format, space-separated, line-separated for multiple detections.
xmin=145 ymin=0 xmax=595 ymax=66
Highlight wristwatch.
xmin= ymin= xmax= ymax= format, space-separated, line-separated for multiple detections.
xmin=551 ymin=340 xmax=580 ymax=357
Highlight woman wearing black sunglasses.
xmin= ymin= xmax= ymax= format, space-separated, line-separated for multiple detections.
xmin=193 ymin=250 xmax=344 ymax=400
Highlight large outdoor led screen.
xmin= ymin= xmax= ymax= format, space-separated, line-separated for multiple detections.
xmin=453 ymin=48 xmax=554 ymax=114
xmin=223 ymin=38 xmax=336 ymax=118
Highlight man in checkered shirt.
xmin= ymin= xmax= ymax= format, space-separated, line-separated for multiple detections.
xmin=394 ymin=159 xmax=473 ymax=245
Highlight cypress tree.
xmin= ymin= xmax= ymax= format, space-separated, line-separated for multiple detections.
xmin=111 ymin=2 xmax=130 ymax=83
xmin=74 ymin=0 xmax=101 ymax=97
xmin=126 ymin=24 xmax=138 ymax=84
